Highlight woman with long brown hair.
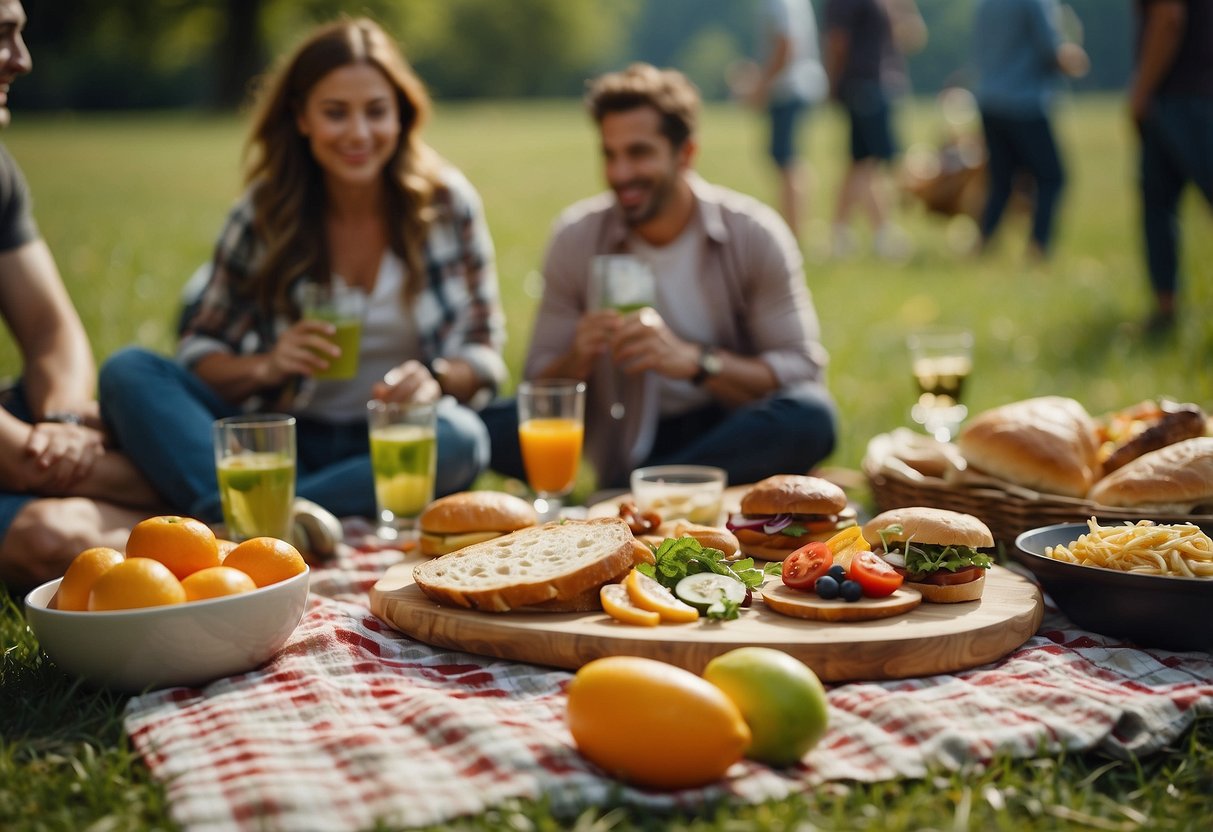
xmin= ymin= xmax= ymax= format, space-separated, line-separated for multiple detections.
xmin=99 ymin=18 xmax=505 ymax=534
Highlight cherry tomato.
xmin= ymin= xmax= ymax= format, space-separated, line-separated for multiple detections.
xmin=847 ymin=550 xmax=904 ymax=598
xmin=781 ymin=541 xmax=832 ymax=591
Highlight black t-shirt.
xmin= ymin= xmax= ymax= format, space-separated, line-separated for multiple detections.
xmin=1137 ymin=0 xmax=1213 ymax=97
xmin=0 ymin=142 xmax=38 ymax=253
xmin=824 ymin=0 xmax=906 ymax=96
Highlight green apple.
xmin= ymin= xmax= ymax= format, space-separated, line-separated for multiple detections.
xmin=702 ymin=647 xmax=829 ymax=767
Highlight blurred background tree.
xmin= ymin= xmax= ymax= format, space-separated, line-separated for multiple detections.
xmin=15 ymin=0 xmax=1131 ymax=111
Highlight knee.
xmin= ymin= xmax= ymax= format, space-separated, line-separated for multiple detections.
xmin=437 ymin=404 xmax=490 ymax=495
xmin=99 ymin=347 xmax=168 ymax=399
xmin=772 ymin=386 xmax=838 ymax=467
xmin=0 ymin=499 xmax=93 ymax=588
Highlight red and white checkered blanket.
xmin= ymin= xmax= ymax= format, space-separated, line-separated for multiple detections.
xmin=124 ymin=524 xmax=1213 ymax=831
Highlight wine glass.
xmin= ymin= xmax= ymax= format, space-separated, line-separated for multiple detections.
xmin=591 ymin=255 xmax=656 ymax=421
xmin=907 ymin=329 xmax=973 ymax=442
xmin=517 ymin=379 xmax=586 ymax=521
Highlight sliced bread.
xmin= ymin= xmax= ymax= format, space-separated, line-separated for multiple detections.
xmin=413 ymin=517 xmax=635 ymax=612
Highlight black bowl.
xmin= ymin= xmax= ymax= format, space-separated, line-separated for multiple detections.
xmin=1013 ymin=523 xmax=1213 ymax=652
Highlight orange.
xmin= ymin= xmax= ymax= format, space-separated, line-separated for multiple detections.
xmin=126 ymin=515 xmax=220 ymax=580
xmin=222 ymin=537 xmax=307 ymax=587
xmin=566 ymin=656 xmax=750 ymax=790
xmin=87 ymin=558 xmax=187 ymax=611
xmin=216 ymin=539 xmax=238 ymax=562
xmin=55 ymin=547 xmax=125 ymax=611
xmin=181 ymin=566 xmax=258 ymax=601
xmin=624 ymin=569 xmax=699 ymax=623
xmin=600 ymin=583 xmax=660 ymax=626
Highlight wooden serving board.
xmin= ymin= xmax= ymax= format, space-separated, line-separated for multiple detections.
xmin=370 ymin=562 xmax=1043 ymax=683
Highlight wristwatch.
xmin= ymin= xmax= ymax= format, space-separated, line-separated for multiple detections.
xmin=43 ymin=411 xmax=83 ymax=426
xmin=690 ymin=345 xmax=723 ymax=386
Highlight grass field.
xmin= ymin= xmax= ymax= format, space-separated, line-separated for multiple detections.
xmin=2 ymin=99 xmax=1213 ymax=830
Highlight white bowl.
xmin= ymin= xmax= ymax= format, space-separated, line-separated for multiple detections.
xmin=24 ymin=567 xmax=310 ymax=692
xmin=630 ymin=464 xmax=727 ymax=526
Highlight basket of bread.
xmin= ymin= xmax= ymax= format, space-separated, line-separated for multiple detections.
xmin=862 ymin=396 xmax=1213 ymax=546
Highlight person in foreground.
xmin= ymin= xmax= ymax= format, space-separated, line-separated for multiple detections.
xmin=100 ymin=18 xmax=504 ymax=524
xmin=972 ymin=0 xmax=1089 ymax=261
xmin=483 ymin=64 xmax=836 ymax=491
xmin=1129 ymin=0 xmax=1213 ymax=332
xmin=0 ymin=0 xmax=162 ymax=589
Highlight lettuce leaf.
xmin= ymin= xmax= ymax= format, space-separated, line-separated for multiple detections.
xmin=636 ymin=537 xmax=764 ymax=620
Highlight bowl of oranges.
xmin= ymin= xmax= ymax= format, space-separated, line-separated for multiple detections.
xmin=23 ymin=515 xmax=310 ymax=692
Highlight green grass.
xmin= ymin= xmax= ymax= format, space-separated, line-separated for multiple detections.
xmin=2 ymin=99 xmax=1213 ymax=829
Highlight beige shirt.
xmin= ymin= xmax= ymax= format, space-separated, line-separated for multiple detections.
xmin=526 ymin=174 xmax=829 ymax=488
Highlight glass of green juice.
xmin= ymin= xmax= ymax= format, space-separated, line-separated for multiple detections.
xmin=301 ymin=279 xmax=367 ymax=381
xmin=213 ymin=414 xmax=297 ymax=542
xmin=367 ymin=400 xmax=437 ymax=540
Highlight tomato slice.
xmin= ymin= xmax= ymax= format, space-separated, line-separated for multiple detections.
xmin=781 ymin=541 xmax=832 ymax=591
xmin=847 ymin=550 xmax=904 ymax=598
xmin=915 ymin=566 xmax=984 ymax=586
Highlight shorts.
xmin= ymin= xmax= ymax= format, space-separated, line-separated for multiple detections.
xmin=0 ymin=382 xmax=36 ymax=544
xmin=843 ymin=84 xmax=897 ymax=162
xmin=768 ymin=99 xmax=809 ymax=168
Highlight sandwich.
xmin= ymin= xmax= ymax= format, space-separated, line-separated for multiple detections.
xmin=1088 ymin=436 xmax=1213 ymax=513
xmin=957 ymin=396 xmax=1100 ymax=498
xmin=863 ymin=507 xmax=994 ymax=603
xmin=413 ymin=517 xmax=636 ymax=612
xmin=726 ymin=475 xmax=856 ymax=561
xmin=418 ymin=491 xmax=538 ymax=557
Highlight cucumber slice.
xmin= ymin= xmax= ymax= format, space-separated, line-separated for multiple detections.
xmin=674 ymin=573 xmax=747 ymax=613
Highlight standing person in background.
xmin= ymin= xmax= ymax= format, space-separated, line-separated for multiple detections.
xmin=732 ymin=0 xmax=828 ymax=242
xmin=0 ymin=0 xmax=162 ymax=590
xmin=100 ymin=18 xmax=503 ymax=530
xmin=822 ymin=0 xmax=926 ymax=260
xmin=481 ymin=65 xmax=836 ymax=490
xmin=1129 ymin=0 xmax=1213 ymax=332
xmin=973 ymin=0 xmax=1089 ymax=262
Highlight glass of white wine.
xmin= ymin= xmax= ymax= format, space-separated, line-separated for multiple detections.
xmin=590 ymin=255 xmax=656 ymax=421
xmin=907 ymin=329 xmax=973 ymax=442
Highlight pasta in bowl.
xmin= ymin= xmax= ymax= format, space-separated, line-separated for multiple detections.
xmin=1014 ymin=520 xmax=1213 ymax=652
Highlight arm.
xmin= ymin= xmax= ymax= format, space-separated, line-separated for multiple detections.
xmin=823 ymin=28 xmax=850 ymax=100
xmin=1131 ymin=0 xmax=1187 ymax=125
xmin=751 ymin=33 xmax=794 ymax=106
xmin=888 ymin=0 xmax=928 ymax=55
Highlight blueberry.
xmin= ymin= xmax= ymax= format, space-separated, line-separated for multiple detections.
xmin=827 ymin=564 xmax=847 ymax=581
xmin=815 ymin=575 xmax=840 ymax=599
xmin=840 ymin=580 xmax=864 ymax=602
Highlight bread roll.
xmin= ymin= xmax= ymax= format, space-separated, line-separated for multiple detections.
xmin=418 ymin=491 xmax=538 ymax=556
xmin=957 ymin=396 xmax=1100 ymax=497
xmin=1088 ymin=436 xmax=1213 ymax=512
xmin=413 ymin=518 xmax=634 ymax=612
xmin=862 ymin=507 xmax=994 ymax=550
xmin=738 ymin=475 xmax=848 ymax=516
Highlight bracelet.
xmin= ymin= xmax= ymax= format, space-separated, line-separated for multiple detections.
xmin=43 ymin=411 xmax=83 ymax=426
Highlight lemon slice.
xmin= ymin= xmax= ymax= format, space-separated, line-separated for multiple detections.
xmin=625 ymin=569 xmax=700 ymax=623
xmin=600 ymin=583 xmax=661 ymax=626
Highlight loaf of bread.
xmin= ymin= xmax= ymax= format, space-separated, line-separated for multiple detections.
xmin=412 ymin=517 xmax=635 ymax=612
xmin=957 ymin=396 xmax=1100 ymax=498
xmin=1088 ymin=436 xmax=1213 ymax=512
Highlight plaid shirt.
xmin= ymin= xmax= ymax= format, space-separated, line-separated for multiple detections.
xmin=178 ymin=166 xmax=506 ymax=412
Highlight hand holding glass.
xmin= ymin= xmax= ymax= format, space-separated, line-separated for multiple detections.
xmin=300 ymin=280 xmax=367 ymax=381
xmin=591 ymin=255 xmax=655 ymax=421
xmin=907 ymin=329 xmax=973 ymax=442
xmin=517 ymin=380 xmax=585 ymax=519
xmin=368 ymin=400 xmax=437 ymax=539
xmin=213 ymin=414 xmax=297 ymax=542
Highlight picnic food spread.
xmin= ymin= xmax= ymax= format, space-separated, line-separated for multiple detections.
xmin=417 ymin=490 xmax=539 ymax=556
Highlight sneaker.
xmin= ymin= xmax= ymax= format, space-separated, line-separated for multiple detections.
xmin=830 ymin=224 xmax=857 ymax=259
xmin=1144 ymin=309 xmax=1177 ymax=338
xmin=291 ymin=498 xmax=342 ymax=560
xmin=874 ymin=225 xmax=913 ymax=261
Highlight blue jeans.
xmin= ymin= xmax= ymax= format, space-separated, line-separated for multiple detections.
xmin=769 ymin=99 xmax=809 ymax=169
xmin=979 ymin=110 xmax=1065 ymax=253
xmin=842 ymin=82 xmax=896 ymax=162
xmin=98 ymin=348 xmax=488 ymax=522
xmin=1139 ymin=96 xmax=1213 ymax=299
xmin=481 ymin=382 xmax=837 ymax=490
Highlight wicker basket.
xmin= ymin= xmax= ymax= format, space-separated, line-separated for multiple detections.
xmin=862 ymin=451 xmax=1213 ymax=548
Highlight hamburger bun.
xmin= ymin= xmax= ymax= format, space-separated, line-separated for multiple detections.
xmin=1088 ymin=436 xmax=1213 ymax=512
xmin=862 ymin=506 xmax=995 ymax=550
xmin=957 ymin=396 xmax=1100 ymax=498
xmin=910 ymin=571 xmax=986 ymax=603
xmin=739 ymin=475 xmax=848 ymax=516
xmin=418 ymin=491 xmax=539 ymax=557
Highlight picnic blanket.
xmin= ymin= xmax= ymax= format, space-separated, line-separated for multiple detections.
xmin=124 ymin=522 xmax=1213 ymax=831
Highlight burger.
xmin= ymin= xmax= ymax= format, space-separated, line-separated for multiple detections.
xmin=726 ymin=475 xmax=856 ymax=560
xmin=862 ymin=507 xmax=993 ymax=603
xmin=418 ymin=491 xmax=539 ymax=557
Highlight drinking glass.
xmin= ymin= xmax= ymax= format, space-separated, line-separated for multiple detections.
xmin=300 ymin=279 xmax=367 ymax=381
xmin=907 ymin=329 xmax=973 ymax=442
xmin=367 ymin=399 xmax=438 ymax=540
xmin=591 ymin=255 xmax=656 ymax=421
xmin=517 ymin=379 xmax=586 ymax=520
xmin=213 ymin=414 xmax=297 ymax=542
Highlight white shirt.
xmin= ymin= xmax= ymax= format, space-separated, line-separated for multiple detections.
xmin=762 ymin=0 xmax=828 ymax=104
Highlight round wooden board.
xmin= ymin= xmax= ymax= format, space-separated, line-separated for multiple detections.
xmin=761 ymin=582 xmax=923 ymax=622
xmin=370 ymin=562 xmax=1043 ymax=683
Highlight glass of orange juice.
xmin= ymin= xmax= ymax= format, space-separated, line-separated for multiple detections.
xmin=517 ymin=379 xmax=586 ymax=520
